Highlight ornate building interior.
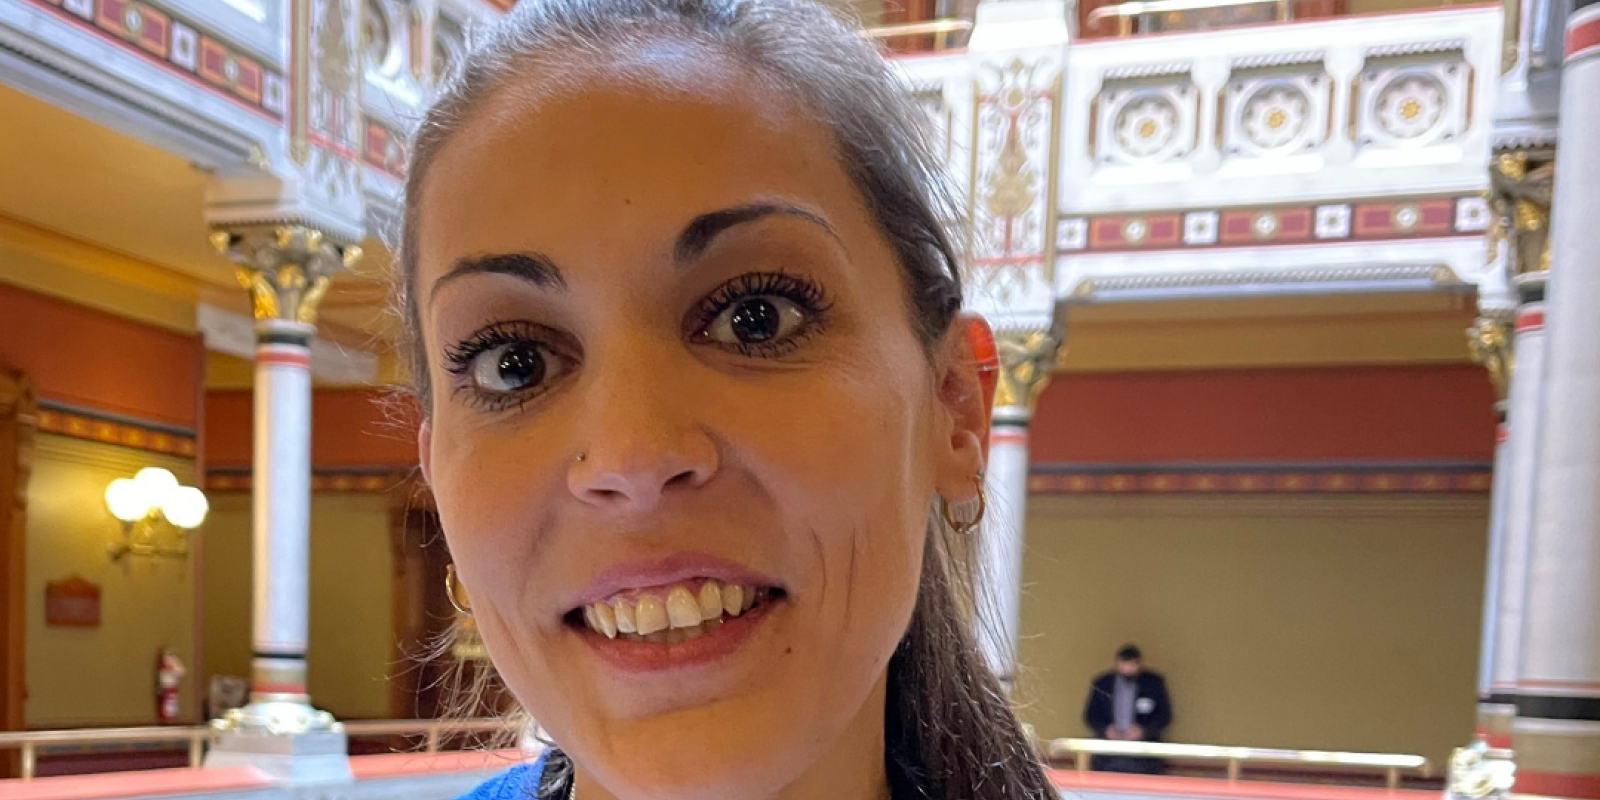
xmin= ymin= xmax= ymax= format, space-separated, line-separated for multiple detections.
xmin=0 ymin=0 xmax=1595 ymax=797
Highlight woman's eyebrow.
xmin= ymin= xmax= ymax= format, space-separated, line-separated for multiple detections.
xmin=674 ymin=201 xmax=839 ymax=263
xmin=430 ymin=252 xmax=566 ymax=306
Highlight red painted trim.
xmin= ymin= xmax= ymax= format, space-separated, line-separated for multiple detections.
xmin=1485 ymin=733 xmax=1513 ymax=748
xmin=993 ymin=431 xmax=1030 ymax=446
xmin=0 ymin=766 xmax=272 ymax=800
xmin=255 ymin=347 xmax=312 ymax=369
xmin=1049 ymin=769 xmax=1441 ymax=800
xmin=1517 ymin=307 xmax=1546 ymax=332
xmin=1496 ymin=424 xmax=1508 ymax=444
xmin=251 ymin=680 xmax=307 ymax=694
xmin=1567 ymin=10 xmax=1600 ymax=62
xmin=1516 ymin=770 xmax=1600 ymax=799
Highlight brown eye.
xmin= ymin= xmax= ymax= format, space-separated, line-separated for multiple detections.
xmin=470 ymin=342 xmax=555 ymax=393
xmin=705 ymin=296 xmax=807 ymax=346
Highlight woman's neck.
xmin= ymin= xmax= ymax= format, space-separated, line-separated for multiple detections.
xmin=571 ymin=673 xmax=893 ymax=800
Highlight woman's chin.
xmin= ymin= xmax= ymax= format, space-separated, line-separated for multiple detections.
xmin=576 ymin=710 xmax=813 ymax=800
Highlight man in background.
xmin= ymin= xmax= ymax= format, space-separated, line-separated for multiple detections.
xmin=1083 ymin=644 xmax=1173 ymax=774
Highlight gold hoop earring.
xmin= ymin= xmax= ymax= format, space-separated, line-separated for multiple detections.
xmin=445 ymin=564 xmax=474 ymax=617
xmin=940 ymin=474 xmax=987 ymax=535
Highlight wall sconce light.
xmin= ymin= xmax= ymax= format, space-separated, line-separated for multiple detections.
xmin=104 ymin=467 xmax=209 ymax=562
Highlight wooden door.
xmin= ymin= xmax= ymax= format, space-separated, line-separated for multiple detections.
xmin=0 ymin=368 xmax=37 ymax=778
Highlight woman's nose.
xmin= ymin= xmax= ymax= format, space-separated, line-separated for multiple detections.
xmin=565 ymin=353 xmax=719 ymax=511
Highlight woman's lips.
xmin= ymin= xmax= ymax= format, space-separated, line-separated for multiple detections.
xmin=576 ymin=579 xmax=771 ymax=639
xmin=562 ymin=552 xmax=786 ymax=672
xmin=565 ymin=551 xmax=784 ymax=610
xmin=574 ymin=593 xmax=782 ymax=673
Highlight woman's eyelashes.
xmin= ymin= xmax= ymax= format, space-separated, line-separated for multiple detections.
xmin=443 ymin=321 xmax=577 ymax=412
xmin=442 ymin=271 xmax=834 ymax=411
xmin=688 ymin=271 xmax=833 ymax=358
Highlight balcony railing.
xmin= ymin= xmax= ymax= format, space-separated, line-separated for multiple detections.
xmin=1088 ymin=0 xmax=1299 ymax=36
xmin=866 ymin=19 xmax=976 ymax=52
xmin=1046 ymin=738 xmax=1433 ymax=789
xmin=0 ymin=719 xmax=519 ymax=780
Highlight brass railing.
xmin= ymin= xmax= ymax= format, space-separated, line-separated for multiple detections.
xmin=1087 ymin=0 xmax=1296 ymax=36
xmin=864 ymin=18 xmax=975 ymax=51
xmin=0 ymin=718 xmax=517 ymax=780
xmin=1047 ymin=738 xmax=1432 ymax=789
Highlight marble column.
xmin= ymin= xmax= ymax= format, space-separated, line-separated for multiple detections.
xmin=980 ymin=329 xmax=1061 ymax=689
xmin=1481 ymin=280 xmax=1549 ymax=750
xmin=1512 ymin=5 xmax=1600 ymax=796
xmin=1467 ymin=313 xmax=1512 ymax=715
xmin=1470 ymin=143 xmax=1556 ymax=753
xmin=205 ymin=225 xmax=358 ymax=784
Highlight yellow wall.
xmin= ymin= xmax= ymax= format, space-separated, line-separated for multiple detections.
xmin=1346 ymin=0 xmax=1450 ymax=14
xmin=202 ymin=491 xmax=396 ymax=719
xmin=24 ymin=435 xmax=198 ymax=727
xmin=1015 ymin=494 xmax=1487 ymax=765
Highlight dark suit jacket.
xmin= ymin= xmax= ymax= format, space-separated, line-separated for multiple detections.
xmin=1082 ymin=670 xmax=1172 ymax=740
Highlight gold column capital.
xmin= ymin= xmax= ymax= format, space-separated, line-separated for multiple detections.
xmin=210 ymin=225 xmax=362 ymax=325
xmin=1467 ymin=314 xmax=1514 ymax=413
xmin=993 ymin=328 xmax=1064 ymax=411
xmin=1489 ymin=148 xmax=1556 ymax=279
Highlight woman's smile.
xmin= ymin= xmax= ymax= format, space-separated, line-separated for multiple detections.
xmin=562 ymin=553 xmax=789 ymax=673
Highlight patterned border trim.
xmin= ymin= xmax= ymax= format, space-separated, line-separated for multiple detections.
xmin=27 ymin=0 xmax=286 ymax=122
xmin=36 ymin=406 xmax=197 ymax=457
xmin=206 ymin=469 xmax=411 ymax=492
xmin=1231 ymin=51 xmax=1323 ymax=69
xmin=1365 ymin=38 xmax=1467 ymax=57
xmin=1056 ymin=193 xmax=1488 ymax=254
xmin=1029 ymin=467 xmax=1492 ymax=494
xmin=363 ymin=116 xmax=408 ymax=178
xmin=1071 ymin=264 xmax=1461 ymax=297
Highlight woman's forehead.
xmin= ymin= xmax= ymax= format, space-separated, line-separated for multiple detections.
xmin=416 ymin=57 xmax=853 ymax=274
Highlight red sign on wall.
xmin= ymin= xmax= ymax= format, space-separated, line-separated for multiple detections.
xmin=45 ymin=575 xmax=101 ymax=627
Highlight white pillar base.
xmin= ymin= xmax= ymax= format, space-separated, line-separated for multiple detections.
xmin=205 ymin=727 xmax=352 ymax=785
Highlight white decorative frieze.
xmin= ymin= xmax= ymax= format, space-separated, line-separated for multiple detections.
xmin=1221 ymin=57 xmax=1331 ymax=159
xmin=1094 ymin=68 xmax=1197 ymax=167
xmin=1355 ymin=43 xmax=1472 ymax=151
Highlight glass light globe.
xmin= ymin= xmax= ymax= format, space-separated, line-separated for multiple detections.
xmin=133 ymin=467 xmax=179 ymax=509
xmin=104 ymin=478 xmax=150 ymax=522
xmin=163 ymin=486 xmax=209 ymax=530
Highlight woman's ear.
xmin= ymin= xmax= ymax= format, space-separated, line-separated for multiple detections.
xmin=418 ymin=419 xmax=434 ymax=486
xmin=934 ymin=313 xmax=998 ymax=499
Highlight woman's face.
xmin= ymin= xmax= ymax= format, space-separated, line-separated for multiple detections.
xmin=416 ymin=46 xmax=987 ymax=800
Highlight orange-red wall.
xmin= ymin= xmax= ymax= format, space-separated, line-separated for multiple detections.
xmin=205 ymin=389 xmax=418 ymax=469
xmin=202 ymin=365 xmax=1496 ymax=470
xmin=0 ymin=282 xmax=202 ymax=428
xmin=1031 ymin=364 xmax=1496 ymax=463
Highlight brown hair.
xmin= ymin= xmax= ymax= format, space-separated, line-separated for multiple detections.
xmin=394 ymin=0 xmax=1054 ymax=797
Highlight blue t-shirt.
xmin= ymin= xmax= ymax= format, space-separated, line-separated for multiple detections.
xmin=455 ymin=751 xmax=548 ymax=800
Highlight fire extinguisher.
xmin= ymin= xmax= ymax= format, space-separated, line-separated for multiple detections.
xmin=156 ymin=648 xmax=186 ymax=724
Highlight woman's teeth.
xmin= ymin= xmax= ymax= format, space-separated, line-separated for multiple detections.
xmin=579 ymin=580 xmax=769 ymax=642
